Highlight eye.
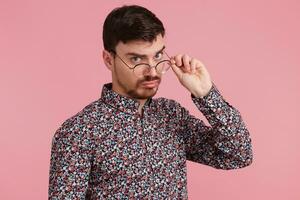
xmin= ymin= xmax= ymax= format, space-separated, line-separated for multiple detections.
xmin=154 ymin=52 xmax=163 ymax=60
xmin=130 ymin=56 xmax=142 ymax=63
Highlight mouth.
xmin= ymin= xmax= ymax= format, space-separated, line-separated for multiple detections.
xmin=141 ymin=80 xmax=160 ymax=88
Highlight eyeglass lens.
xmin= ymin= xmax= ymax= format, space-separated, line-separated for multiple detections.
xmin=133 ymin=60 xmax=171 ymax=77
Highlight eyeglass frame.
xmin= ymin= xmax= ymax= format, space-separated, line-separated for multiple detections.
xmin=109 ymin=49 xmax=172 ymax=76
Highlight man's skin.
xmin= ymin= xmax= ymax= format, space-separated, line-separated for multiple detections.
xmin=102 ymin=33 xmax=213 ymax=115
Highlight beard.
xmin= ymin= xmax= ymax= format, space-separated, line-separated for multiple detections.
xmin=130 ymin=77 xmax=161 ymax=99
xmin=119 ymin=75 xmax=161 ymax=100
xmin=113 ymin=62 xmax=162 ymax=100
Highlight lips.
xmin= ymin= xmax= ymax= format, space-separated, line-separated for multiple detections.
xmin=141 ymin=80 xmax=160 ymax=88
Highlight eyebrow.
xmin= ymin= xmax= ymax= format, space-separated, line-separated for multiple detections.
xmin=125 ymin=46 xmax=166 ymax=58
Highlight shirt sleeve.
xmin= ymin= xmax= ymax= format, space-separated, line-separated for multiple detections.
xmin=48 ymin=118 xmax=94 ymax=199
xmin=179 ymin=82 xmax=253 ymax=170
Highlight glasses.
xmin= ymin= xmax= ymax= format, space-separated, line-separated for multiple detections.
xmin=110 ymin=49 xmax=172 ymax=78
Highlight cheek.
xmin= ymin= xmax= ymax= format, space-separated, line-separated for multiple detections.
xmin=114 ymin=63 xmax=130 ymax=77
xmin=115 ymin=64 xmax=139 ymax=85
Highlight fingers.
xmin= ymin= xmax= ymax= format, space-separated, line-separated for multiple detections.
xmin=183 ymin=55 xmax=192 ymax=73
xmin=171 ymin=54 xmax=197 ymax=73
xmin=173 ymin=54 xmax=183 ymax=67
xmin=170 ymin=57 xmax=182 ymax=78
xmin=190 ymin=58 xmax=197 ymax=74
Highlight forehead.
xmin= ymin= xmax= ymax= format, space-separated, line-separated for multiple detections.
xmin=115 ymin=34 xmax=165 ymax=56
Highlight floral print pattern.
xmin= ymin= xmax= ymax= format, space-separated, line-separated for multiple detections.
xmin=49 ymin=82 xmax=253 ymax=199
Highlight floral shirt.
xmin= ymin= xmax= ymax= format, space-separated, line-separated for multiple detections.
xmin=49 ymin=82 xmax=253 ymax=199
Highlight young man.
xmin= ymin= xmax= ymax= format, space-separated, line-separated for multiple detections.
xmin=49 ymin=5 xmax=253 ymax=199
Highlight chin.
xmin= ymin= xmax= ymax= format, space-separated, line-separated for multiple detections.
xmin=136 ymin=87 xmax=158 ymax=99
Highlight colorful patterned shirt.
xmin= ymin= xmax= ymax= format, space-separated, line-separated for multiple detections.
xmin=49 ymin=82 xmax=253 ymax=199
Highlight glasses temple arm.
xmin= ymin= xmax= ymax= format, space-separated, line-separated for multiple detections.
xmin=163 ymin=50 xmax=172 ymax=60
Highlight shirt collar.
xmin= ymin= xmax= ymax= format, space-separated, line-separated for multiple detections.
xmin=100 ymin=82 xmax=152 ymax=115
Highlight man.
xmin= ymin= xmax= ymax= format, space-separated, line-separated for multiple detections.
xmin=49 ymin=5 xmax=253 ymax=199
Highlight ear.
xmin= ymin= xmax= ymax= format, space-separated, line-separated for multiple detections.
xmin=102 ymin=50 xmax=114 ymax=71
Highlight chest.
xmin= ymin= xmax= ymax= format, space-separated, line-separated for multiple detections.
xmin=93 ymin=111 xmax=186 ymax=180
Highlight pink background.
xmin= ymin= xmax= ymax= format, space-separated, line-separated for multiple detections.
xmin=1 ymin=0 xmax=299 ymax=199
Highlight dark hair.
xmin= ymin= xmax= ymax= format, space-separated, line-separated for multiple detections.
xmin=102 ymin=5 xmax=165 ymax=53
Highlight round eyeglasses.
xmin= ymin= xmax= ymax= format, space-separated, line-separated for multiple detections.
xmin=110 ymin=50 xmax=172 ymax=78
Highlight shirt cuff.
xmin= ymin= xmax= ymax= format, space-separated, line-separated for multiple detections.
xmin=190 ymin=82 xmax=226 ymax=115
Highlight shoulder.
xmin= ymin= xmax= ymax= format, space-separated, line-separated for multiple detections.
xmin=52 ymin=99 xmax=104 ymax=144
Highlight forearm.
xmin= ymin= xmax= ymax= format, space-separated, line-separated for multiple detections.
xmin=190 ymin=83 xmax=253 ymax=169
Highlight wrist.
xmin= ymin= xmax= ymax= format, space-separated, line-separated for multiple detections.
xmin=191 ymin=82 xmax=213 ymax=98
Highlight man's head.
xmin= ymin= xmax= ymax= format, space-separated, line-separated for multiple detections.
xmin=102 ymin=5 xmax=168 ymax=100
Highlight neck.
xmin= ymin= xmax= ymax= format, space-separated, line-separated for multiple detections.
xmin=137 ymin=99 xmax=148 ymax=115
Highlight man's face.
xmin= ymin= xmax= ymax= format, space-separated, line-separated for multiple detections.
xmin=110 ymin=34 xmax=166 ymax=100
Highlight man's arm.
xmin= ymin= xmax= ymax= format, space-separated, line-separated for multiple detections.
xmin=179 ymin=82 xmax=253 ymax=170
xmin=48 ymin=118 xmax=94 ymax=199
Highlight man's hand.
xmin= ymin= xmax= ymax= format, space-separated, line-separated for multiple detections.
xmin=170 ymin=54 xmax=213 ymax=98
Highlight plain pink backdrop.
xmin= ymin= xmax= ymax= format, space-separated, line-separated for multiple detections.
xmin=1 ymin=0 xmax=299 ymax=199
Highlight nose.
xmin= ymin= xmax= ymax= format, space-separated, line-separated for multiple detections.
xmin=147 ymin=65 xmax=158 ymax=77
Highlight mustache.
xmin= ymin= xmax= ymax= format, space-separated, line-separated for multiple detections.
xmin=139 ymin=76 xmax=161 ymax=83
